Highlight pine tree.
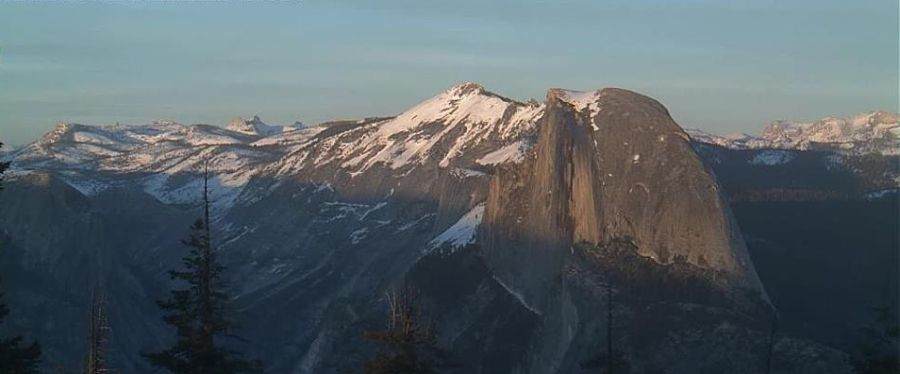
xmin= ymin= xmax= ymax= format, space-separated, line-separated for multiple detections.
xmin=763 ymin=310 xmax=778 ymax=374
xmin=83 ymin=290 xmax=111 ymax=374
xmin=0 ymin=142 xmax=43 ymax=374
xmin=581 ymin=281 xmax=629 ymax=374
xmin=364 ymin=289 xmax=455 ymax=374
xmin=143 ymin=165 xmax=261 ymax=374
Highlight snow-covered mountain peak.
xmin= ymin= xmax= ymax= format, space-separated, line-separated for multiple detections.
xmin=691 ymin=111 xmax=899 ymax=155
xmin=446 ymin=81 xmax=487 ymax=97
xmin=759 ymin=111 xmax=899 ymax=154
xmin=263 ymin=83 xmax=546 ymax=176
xmin=345 ymin=83 xmax=544 ymax=169
xmin=375 ymin=82 xmax=530 ymax=137
xmin=761 ymin=111 xmax=898 ymax=140
xmin=18 ymin=120 xmax=258 ymax=172
xmin=9 ymin=83 xmax=542 ymax=211
xmin=39 ymin=122 xmax=84 ymax=144
xmin=226 ymin=115 xmax=262 ymax=133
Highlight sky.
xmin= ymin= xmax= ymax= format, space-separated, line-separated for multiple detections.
xmin=0 ymin=0 xmax=897 ymax=145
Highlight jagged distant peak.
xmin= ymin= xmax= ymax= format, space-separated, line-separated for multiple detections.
xmin=51 ymin=121 xmax=94 ymax=132
xmin=227 ymin=115 xmax=270 ymax=135
xmin=763 ymin=111 xmax=900 ymax=151
xmin=690 ymin=110 xmax=899 ymax=155
xmin=39 ymin=122 xmax=88 ymax=144
xmin=225 ymin=115 xmax=305 ymax=137
xmin=686 ymin=128 xmax=768 ymax=150
xmin=763 ymin=111 xmax=899 ymax=135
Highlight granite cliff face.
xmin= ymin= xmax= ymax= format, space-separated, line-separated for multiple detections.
xmin=1 ymin=84 xmax=851 ymax=373
xmin=481 ymin=88 xmax=765 ymax=313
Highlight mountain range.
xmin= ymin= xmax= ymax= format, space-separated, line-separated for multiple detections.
xmin=687 ymin=111 xmax=899 ymax=156
xmin=0 ymin=83 xmax=896 ymax=373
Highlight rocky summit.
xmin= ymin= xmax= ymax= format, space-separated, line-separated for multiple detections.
xmin=481 ymin=88 xmax=765 ymax=314
xmin=0 ymin=83 xmax=876 ymax=373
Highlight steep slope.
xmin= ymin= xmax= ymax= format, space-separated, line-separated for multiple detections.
xmin=481 ymin=88 xmax=765 ymax=312
xmin=266 ymin=82 xmax=542 ymax=179
xmin=406 ymin=88 xmax=785 ymax=374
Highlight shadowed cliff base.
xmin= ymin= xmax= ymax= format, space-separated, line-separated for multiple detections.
xmin=403 ymin=242 xmax=847 ymax=374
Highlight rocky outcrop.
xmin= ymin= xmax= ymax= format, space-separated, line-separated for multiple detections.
xmin=226 ymin=115 xmax=297 ymax=137
xmin=481 ymin=88 xmax=766 ymax=313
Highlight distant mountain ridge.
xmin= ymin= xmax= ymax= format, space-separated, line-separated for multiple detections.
xmin=687 ymin=111 xmax=900 ymax=155
xmin=6 ymin=82 xmax=545 ymax=209
xmin=225 ymin=115 xmax=303 ymax=137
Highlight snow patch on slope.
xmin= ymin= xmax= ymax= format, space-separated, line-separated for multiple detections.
xmin=866 ymin=189 xmax=898 ymax=200
xmin=428 ymin=203 xmax=484 ymax=252
xmin=476 ymin=140 xmax=530 ymax=166
xmin=554 ymin=89 xmax=603 ymax=131
xmin=450 ymin=168 xmax=487 ymax=179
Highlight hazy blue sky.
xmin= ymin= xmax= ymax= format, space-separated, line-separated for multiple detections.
xmin=1 ymin=0 xmax=897 ymax=145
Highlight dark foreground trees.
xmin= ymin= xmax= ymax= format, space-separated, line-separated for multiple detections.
xmin=0 ymin=278 xmax=42 ymax=374
xmin=581 ymin=281 xmax=630 ymax=374
xmin=144 ymin=167 xmax=261 ymax=374
xmin=851 ymin=306 xmax=900 ymax=374
xmin=364 ymin=289 xmax=456 ymax=374
xmin=0 ymin=144 xmax=43 ymax=374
